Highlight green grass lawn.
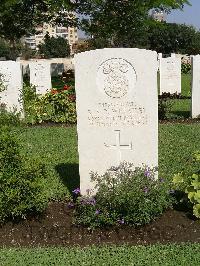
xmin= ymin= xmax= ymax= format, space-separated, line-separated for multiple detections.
xmin=181 ymin=73 xmax=191 ymax=97
xmin=15 ymin=126 xmax=79 ymax=200
xmin=159 ymin=73 xmax=192 ymax=119
xmin=12 ymin=123 xmax=200 ymax=201
xmin=0 ymin=244 xmax=200 ymax=266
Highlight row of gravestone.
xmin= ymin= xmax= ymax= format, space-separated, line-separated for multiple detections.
xmin=0 ymin=61 xmax=52 ymax=114
xmin=0 ymin=48 xmax=200 ymax=195
xmin=0 ymin=52 xmax=188 ymax=116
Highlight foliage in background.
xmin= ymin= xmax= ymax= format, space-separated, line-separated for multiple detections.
xmin=23 ymin=83 xmax=76 ymax=124
xmin=173 ymin=151 xmax=200 ymax=218
xmin=181 ymin=62 xmax=191 ymax=74
xmin=0 ymin=38 xmax=34 ymax=60
xmin=0 ymin=38 xmax=10 ymax=59
xmin=0 ymin=126 xmax=48 ymax=222
xmin=74 ymin=163 xmax=173 ymax=228
xmin=148 ymin=23 xmax=200 ymax=55
xmin=77 ymin=0 xmax=190 ymax=48
xmin=0 ymin=0 xmax=76 ymax=48
xmin=38 ymin=34 xmax=70 ymax=59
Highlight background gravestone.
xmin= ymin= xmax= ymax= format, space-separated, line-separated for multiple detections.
xmin=159 ymin=57 xmax=181 ymax=94
xmin=51 ymin=63 xmax=64 ymax=77
xmin=29 ymin=61 xmax=52 ymax=94
xmin=191 ymin=55 xmax=200 ymax=118
xmin=75 ymin=48 xmax=158 ymax=194
xmin=0 ymin=61 xmax=23 ymax=114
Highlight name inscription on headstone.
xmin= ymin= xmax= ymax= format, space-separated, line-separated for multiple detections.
xmin=88 ymin=101 xmax=147 ymax=127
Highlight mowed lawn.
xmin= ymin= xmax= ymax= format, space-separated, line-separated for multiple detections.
xmin=159 ymin=73 xmax=192 ymax=118
xmin=12 ymin=123 xmax=200 ymax=200
xmin=0 ymin=244 xmax=200 ymax=265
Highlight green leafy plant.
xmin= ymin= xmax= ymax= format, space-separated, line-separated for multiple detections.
xmin=158 ymin=97 xmax=173 ymax=120
xmin=173 ymin=152 xmax=200 ymax=218
xmin=0 ymin=104 xmax=21 ymax=127
xmin=181 ymin=62 xmax=191 ymax=74
xmin=73 ymin=163 xmax=173 ymax=228
xmin=0 ymin=126 xmax=48 ymax=222
xmin=23 ymin=83 xmax=76 ymax=124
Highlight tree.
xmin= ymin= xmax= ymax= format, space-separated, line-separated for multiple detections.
xmin=75 ymin=0 xmax=191 ymax=48
xmin=148 ymin=22 xmax=200 ymax=55
xmin=0 ymin=1 xmax=76 ymax=48
xmin=38 ymin=33 xmax=71 ymax=58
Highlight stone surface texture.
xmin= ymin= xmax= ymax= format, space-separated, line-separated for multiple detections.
xmin=0 ymin=61 xmax=23 ymax=114
xmin=192 ymin=55 xmax=200 ymax=118
xmin=160 ymin=57 xmax=181 ymax=94
xmin=29 ymin=61 xmax=52 ymax=94
xmin=75 ymin=48 xmax=158 ymax=195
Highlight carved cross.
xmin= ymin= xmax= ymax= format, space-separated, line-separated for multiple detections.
xmin=105 ymin=130 xmax=133 ymax=165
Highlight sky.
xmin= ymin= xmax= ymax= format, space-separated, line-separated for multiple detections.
xmin=167 ymin=0 xmax=200 ymax=29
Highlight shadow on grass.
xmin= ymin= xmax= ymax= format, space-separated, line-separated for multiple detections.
xmin=171 ymin=110 xmax=190 ymax=119
xmin=55 ymin=163 xmax=80 ymax=195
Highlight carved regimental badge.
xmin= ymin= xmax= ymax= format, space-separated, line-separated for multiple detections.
xmin=97 ymin=58 xmax=137 ymax=99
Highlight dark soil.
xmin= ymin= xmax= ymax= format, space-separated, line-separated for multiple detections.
xmin=159 ymin=118 xmax=200 ymax=124
xmin=0 ymin=202 xmax=199 ymax=247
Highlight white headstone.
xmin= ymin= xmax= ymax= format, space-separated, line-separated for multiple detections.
xmin=191 ymin=55 xmax=200 ymax=118
xmin=0 ymin=61 xmax=23 ymax=114
xmin=75 ymin=48 xmax=158 ymax=194
xmin=158 ymin=53 xmax=162 ymax=60
xmin=158 ymin=53 xmax=162 ymax=70
xmin=29 ymin=61 xmax=52 ymax=94
xmin=160 ymin=57 xmax=181 ymax=94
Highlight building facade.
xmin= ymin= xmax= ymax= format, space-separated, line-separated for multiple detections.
xmin=24 ymin=23 xmax=78 ymax=51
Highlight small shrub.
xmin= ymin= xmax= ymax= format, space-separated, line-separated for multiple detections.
xmin=158 ymin=98 xmax=173 ymax=120
xmin=181 ymin=62 xmax=191 ymax=74
xmin=173 ymin=151 xmax=200 ymax=218
xmin=73 ymin=163 xmax=173 ymax=228
xmin=0 ymin=126 xmax=48 ymax=222
xmin=23 ymin=83 xmax=76 ymax=124
xmin=0 ymin=104 xmax=21 ymax=127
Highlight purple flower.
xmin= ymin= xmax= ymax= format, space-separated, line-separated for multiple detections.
xmin=89 ymin=197 xmax=96 ymax=206
xmin=117 ymin=218 xmax=125 ymax=225
xmin=144 ymin=167 xmax=151 ymax=178
xmin=80 ymin=197 xmax=96 ymax=206
xmin=159 ymin=178 xmax=165 ymax=183
xmin=68 ymin=202 xmax=75 ymax=209
xmin=143 ymin=187 xmax=149 ymax=194
xmin=95 ymin=209 xmax=100 ymax=215
xmin=72 ymin=188 xmax=80 ymax=195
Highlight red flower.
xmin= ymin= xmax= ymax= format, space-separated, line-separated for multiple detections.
xmin=51 ymin=89 xmax=58 ymax=95
xmin=68 ymin=94 xmax=76 ymax=102
xmin=63 ymin=85 xmax=71 ymax=91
